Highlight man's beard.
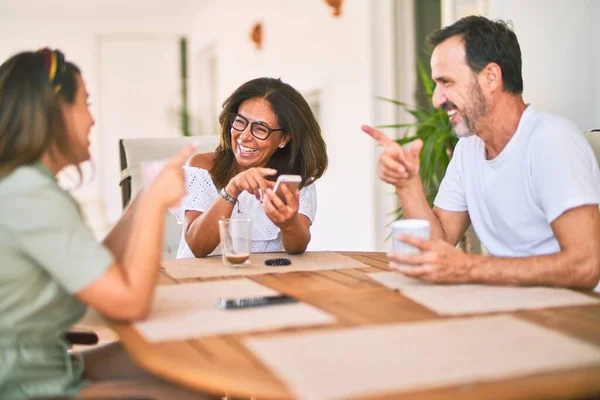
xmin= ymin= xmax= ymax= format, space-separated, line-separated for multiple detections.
xmin=451 ymin=82 xmax=489 ymax=138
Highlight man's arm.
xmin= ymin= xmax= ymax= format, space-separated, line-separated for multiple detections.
xmin=432 ymin=207 xmax=471 ymax=246
xmin=390 ymin=204 xmax=600 ymax=290
xmin=396 ymin=177 xmax=470 ymax=244
xmin=362 ymin=125 xmax=470 ymax=244
xmin=470 ymin=204 xmax=600 ymax=289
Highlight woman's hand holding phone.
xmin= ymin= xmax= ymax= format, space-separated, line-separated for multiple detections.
xmin=264 ymin=175 xmax=301 ymax=229
xmin=272 ymin=175 xmax=301 ymax=204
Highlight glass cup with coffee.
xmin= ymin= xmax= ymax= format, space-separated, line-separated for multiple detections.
xmin=218 ymin=217 xmax=252 ymax=267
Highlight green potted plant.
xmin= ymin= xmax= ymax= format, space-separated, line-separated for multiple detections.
xmin=378 ymin=61 xmax=481 ymax=253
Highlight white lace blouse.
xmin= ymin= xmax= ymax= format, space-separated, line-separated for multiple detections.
xmin=174 ymin=167 xmax=317 ymax=259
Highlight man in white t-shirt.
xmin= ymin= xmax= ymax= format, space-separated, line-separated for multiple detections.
xmin=363 ymin=16 xmax=600 ymax=289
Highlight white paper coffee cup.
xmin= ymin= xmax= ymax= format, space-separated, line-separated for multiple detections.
xmin=391 ymin=219 xmax=431 ymax=254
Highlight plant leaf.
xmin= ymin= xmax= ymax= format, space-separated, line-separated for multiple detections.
xmin=418 ymin=60 xmax=433 ymax=98
xmin=396 ymin=136 xmax=418 ymax=145
xmin=375 ymin=123 xmax=416 ymax=129
xmin=376 ymin=96 xmax=412 ymax=108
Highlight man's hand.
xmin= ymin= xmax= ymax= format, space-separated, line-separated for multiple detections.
xmin=388 ymin=234 xmax=475 ymax=283
xmin=362 ymin=125 xmax=423 ymax=190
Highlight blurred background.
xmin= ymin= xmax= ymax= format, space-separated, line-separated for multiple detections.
xmin=1 ymin=0 xmax=598 ymax=252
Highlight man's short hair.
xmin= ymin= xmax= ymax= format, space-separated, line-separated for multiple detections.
xmin=427 ymin=16 xmax=523 ymax=94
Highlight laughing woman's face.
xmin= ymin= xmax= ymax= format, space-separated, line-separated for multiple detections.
xmin=230 ymin=97 xmax=289 ymax=171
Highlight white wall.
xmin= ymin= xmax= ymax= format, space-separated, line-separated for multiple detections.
xmin=488 ymin=0 xmax=599 ymax=131
xmin=98 ymin=37 xmax=182 ymax=222
xmin=0 ymin=0 xmax=399 ymax=250
xmin=371 ymin=0 xmax=417 ymax=250
xmin=190 ymin=0 xmax=389 ymax=251
xmin=4 ymin=0 xmax=591 ymax=251
xmin=0 ymin=11 xmax=194 ymax=235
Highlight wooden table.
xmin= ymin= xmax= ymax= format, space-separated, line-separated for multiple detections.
xmin=110 ymin=252 xmax=600 ymax=399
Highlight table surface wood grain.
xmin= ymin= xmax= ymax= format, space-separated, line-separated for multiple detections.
xmin=110 ymin=252 xmax=600 ymax=399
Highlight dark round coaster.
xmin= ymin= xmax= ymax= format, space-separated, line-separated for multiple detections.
xmin=265 ymin=257 xmax=292 ymax=266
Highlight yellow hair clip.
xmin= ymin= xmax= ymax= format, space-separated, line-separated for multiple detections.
xmin=49 ymin=52 xmax=58 ymax=82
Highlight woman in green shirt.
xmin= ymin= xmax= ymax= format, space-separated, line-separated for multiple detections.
xmin=0 ymin=49 xmax=209 ymax=399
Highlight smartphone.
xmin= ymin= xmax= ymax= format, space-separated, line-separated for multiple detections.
xmin=273 ymin=174 xmax=302 ymax=203
xmin=217 ymin=294 xmax=298 ymax=310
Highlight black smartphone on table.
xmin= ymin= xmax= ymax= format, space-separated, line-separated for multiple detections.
xmin=217 ymin=294 xmax=298 ymax=310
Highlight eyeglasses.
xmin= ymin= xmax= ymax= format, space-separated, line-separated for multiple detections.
xmin=230 ymin=113 xmax=284 ymax=140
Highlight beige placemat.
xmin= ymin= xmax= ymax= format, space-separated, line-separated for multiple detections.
xmin=134 ymin=279 xmax=335 ymax=342
xmin=369 ymin=271 xmax=600 ymax=315
xmin=245 ymin=315 xmax=600 ymax=400
xmin=162 ymin=251 xmax=369 ymax=279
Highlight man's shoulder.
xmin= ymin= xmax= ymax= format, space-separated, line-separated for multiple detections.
xmin=528 ymin=108 xmax=581 ymax=139
xmin=515 ymin=108 xmax=586 ymax=155
xmin=525 ymin=108 xmax=598 ymax=173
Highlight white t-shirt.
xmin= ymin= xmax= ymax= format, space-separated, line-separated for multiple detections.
xmin=175 ymin=167 xmax=317 ymax=259
xmin=434 ymin=106 xmax=600 ymax=257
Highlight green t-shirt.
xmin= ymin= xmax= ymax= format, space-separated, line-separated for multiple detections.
xmin=0 ymin=163 xmax=113 ymax=399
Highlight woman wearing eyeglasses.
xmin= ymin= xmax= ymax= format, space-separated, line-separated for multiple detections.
xmin=176 ymin=77 xmax=328 ymax=258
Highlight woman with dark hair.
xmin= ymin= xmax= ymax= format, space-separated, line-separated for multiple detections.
xmin=0 ymin=49 xmax=207 ymax=399
xmin=176 ymin=77 xmax=328 ymax=258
